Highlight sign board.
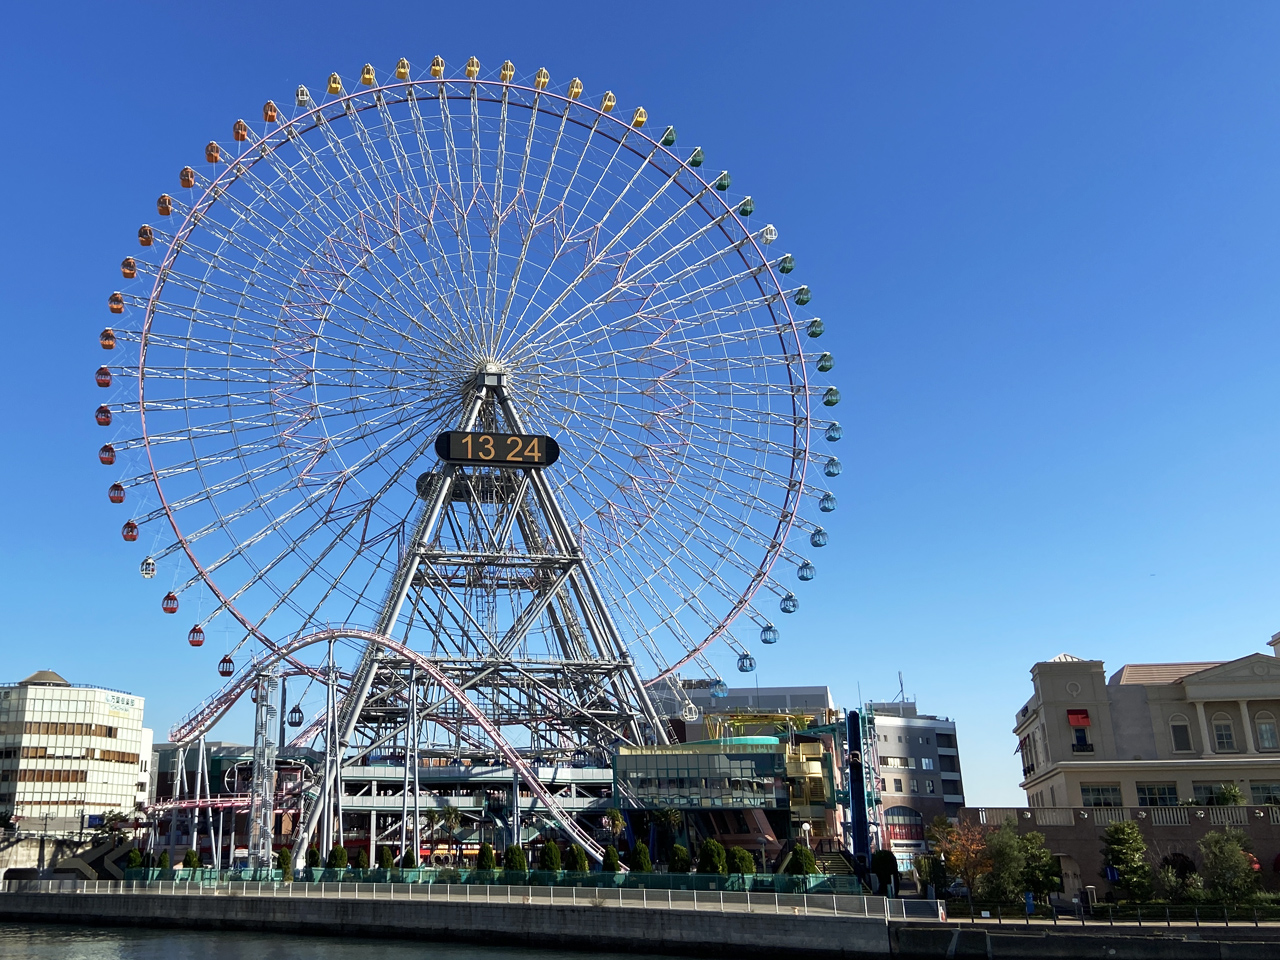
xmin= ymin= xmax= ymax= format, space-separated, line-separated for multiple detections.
xmin=435 ymin=431 xmax=560 ymax=468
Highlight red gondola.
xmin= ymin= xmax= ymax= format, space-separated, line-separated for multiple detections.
xmin=157 ymin=194 xmax=173 ymax=216
xmin=218 ymin=655 xmax=235 ymax=677
xmin=121 ymin=520 xmax=139 ymax=542
xmin=95 ymin=366 xmax=112 ymax=388
xmin=188 ymin=625 xmax=205 ymax=647
xmin=95 ymin=405 xmax=112 ymax=426
xmin=121 ymin=257 xmax=136 ymax=279
xmin=287 ymin=704 xmax=304 ymax=727
xmin=98 ymin=443 xmax=116 ymax=465
xmin=162 ymin=592 xmax=179 ymax=614
xmin=232 ymin=119 xmax=249 ymax=142
xmin=138 ymin=224 xmax=153 ymax=247
xmin=108 ymin=483 xmax=125 ymax=504
xmin=206 ymin=142 xmax=221 ymax=164
xmin=100 ymin=328 xmax=116 ymax=350
xmin=180 ymin=166 xmax=196 ymax=188
xmin=108 ymin=292 xmax=124 ymax=314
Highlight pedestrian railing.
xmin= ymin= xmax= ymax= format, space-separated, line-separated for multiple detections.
xmin=0 ymin=878 xmax=945 ymax=921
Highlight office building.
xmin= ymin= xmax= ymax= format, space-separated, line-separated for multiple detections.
xmin=867 ymin=701 xmax=965 ymax=869
xmin=0 ymin=670 xmax=149 ymax=832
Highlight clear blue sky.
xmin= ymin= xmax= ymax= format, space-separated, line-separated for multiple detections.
xmin=3 ymin=2 xmax=1280 ymax=806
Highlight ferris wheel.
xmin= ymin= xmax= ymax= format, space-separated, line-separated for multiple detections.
xmin=96 ymin=55 xmax=841 ymax=717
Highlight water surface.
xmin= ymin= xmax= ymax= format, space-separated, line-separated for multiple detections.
xmin=0 ymin=923 xmax=673 ymax=960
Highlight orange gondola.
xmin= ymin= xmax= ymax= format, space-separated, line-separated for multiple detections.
xmin=108 ymin=292 xmax=124 ymax=314
xmin=100 ymin=328 xmax=116 ymax=350
xmin=138 ymin=224 xmax=153 ymax=247
xmin=180 ymin=166 xmax=196 ymax=188
xmin=233 ymin=119 xmax=249 ymax=142
xmin=157 ymin=194 xmax=173 ymax=216
xmin=121 ymin=257 xmax=136 ymax=279
xmin=263 ymin=101 xmax=278 ymax=123
xmin=206 ymin=142 xmax=221 ymax=164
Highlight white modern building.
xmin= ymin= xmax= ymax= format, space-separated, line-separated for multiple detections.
xmin=0 ymin=670 xmax=149 ymax=832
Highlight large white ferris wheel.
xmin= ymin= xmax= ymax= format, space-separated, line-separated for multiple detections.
xmin=97 ymin=55 xmax=840 ymax=863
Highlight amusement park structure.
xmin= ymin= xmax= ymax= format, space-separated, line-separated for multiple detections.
xmin=97 ymin=55 xmax=841 ymax=868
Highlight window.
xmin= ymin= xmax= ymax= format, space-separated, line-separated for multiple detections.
xmin=1066 ymin=709 xmax=1090 ymax=726
xmin=908 ymin=758 xmax=916 ymax=769
xmin=1250 ymin=782 xmax=1280 ymax=805
xmin=883 ymin=806 xmax=924 ymax=841
xmin=1136 ymin=783 xmax=1178 ymax=807
xmin=926 ymin=779 xmax=936 ymax=794
xmin=1080 ymin=784 xmax=1123 ymax=807
xmin=909 ymin=779 xmax=918 ymax=793
xmin=1256 ymin=713 xmax=1279 ymax=751
xmin=1212 ymin=714 xmax=1236 ymax=752
xmin=897 ymin=736 xmax=903 ymax=743
xmin=922 ymin=758 xmax=935 ymax=770
xmin=1169 ymin=716 xmax=1194 ymax=753
xmin=940 ymin=755 xmax=959 ymax=773
xmin=882 ymin=757 xmax=908 ymax=769
xmin=1193 ymin=783 xmax=1238 ymax=806
xmin=937 ymin=733 xmax=956 ymax=748
xmin=893 ymin=778 xmax=902 ymax=793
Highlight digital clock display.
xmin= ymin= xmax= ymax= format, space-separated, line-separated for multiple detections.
xmin=435 ymin=431 xmax=561 ymax=468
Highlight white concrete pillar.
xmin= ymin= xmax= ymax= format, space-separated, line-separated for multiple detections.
xmin=1193 ymin=701 xmax=1213 ymax=756
xmin=1239 ymin=700 xmax=1257 ymax=753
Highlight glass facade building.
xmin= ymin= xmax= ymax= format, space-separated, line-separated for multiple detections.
xmin=614 ymin=738 xmax=787 ymax=810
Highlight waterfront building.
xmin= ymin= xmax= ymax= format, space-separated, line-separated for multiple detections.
xmin=865 ymin=701 xmax=965 ymax=871
xmin=1014 ymin=641 xmax=1280 ymax=810
xmin=0 ymin=670 xmax=149 ymax=832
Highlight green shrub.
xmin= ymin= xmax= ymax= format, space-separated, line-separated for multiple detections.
xmin=602 ymin=845 xmax=621 ymax=873
xmin=727 ymin=846 xmax=756 ymax=875
xmin=401 ymin=849 xmax=417 ymax=869
xmin=125 ymin=848 xmax=144 ymax=870
xmin=697 ymin=839 xmax=727 ymax=875
xmin=1200 ymin=828 xmax=1258 ymax=903
xmin=669 ymin=844 xmax=691 ymax=873
xmin=476 ymin=842 xmax=496 ymax=871
xmin=378 ymin=845 xmax=394 ymax=870
xmin=788 ymin=845 xmax=818 ymax=876
xmin=503 ymin=844 xmax=528 ymax=872
xmin=327 ymin=845 xmax=348 ymax=869
xmin=564 ymin=844 xmax=589 ymax=872
xmin=355 ymin=847 xmax=369 ymax=870
xmin=538 ymin=841 xmax=562 ymax=871
xmin=277 ymin=845 xmax=293 ymax=882
xmin=157 ymin=851 xmax=170 ymax=871
xmin=306 ymin=845 xmax=321 ymax=868
xmin=182 ymin=848 xmax=200 ymax=869
xmin=1102 ymin=821 xmax=1152 ymax=900
xmin=628 ymin=841 xmax=652 ymax=872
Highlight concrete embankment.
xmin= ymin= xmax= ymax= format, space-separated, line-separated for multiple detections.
xmin=0 ymin=891 xmax=892 ymax=958
xmin=3 ymin=893 xmax=1280 ymax=959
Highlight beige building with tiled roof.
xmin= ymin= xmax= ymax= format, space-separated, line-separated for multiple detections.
xmin=1014 ymin=637 xmax=1280 ymax=809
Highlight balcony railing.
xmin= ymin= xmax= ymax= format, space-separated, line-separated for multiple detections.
xmin=1070 ymin=743 xmax=1095 ymax=753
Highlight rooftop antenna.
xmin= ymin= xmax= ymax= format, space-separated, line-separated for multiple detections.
xmin=894 ymin=671 xmax=906 ymax=716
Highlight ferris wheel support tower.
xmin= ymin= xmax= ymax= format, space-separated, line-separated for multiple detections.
xmin=292 ymin=367 xmax=668 ymax=863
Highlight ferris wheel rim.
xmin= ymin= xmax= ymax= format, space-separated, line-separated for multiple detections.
xmin=126 ymin=64 xmax=821 ymax=679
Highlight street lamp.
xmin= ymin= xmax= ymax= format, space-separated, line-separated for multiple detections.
xmin=800 ymin=821 xmax=812 ymax=848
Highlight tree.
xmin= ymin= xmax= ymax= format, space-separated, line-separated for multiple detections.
xmin=278 ymin=845 xmax=293 ymax=882
xmin=306 ymin=845 xmax=321 ymax=869
xmin=627 ymin=840 xmax=652 ymax=872
xmin=476 ymin=842 xmax=497 ymax=871
xmin=1019 ymin=831 xmax=1061 ymax=900
xmin=979 ymin=820 xmax=1025 ymax=903
xmin=378 ymin=845 xmax=394 ymax=871
xmin=327 ymin=845 xmax=348 ymax=869
xmin=727 ymin=846 xmax=756 ymax=875
xmin=442 ymin=805 xmax=462 ymax=859
xmin=602 ymin=845 xmax=621 ymax=873
xmin=1155 ymin=852 xmax=1201 ymax=903
xmin=125 ymin=848 xmax=144 ymax=870
xmin=564 ymin=844 xmax=589 ymax=872
xmin=669 ymin=844 xmax=692 ymax=873
xmin=503 ymin=843 xmax=528 ymax=872
xmin=355 ymin=847 xmax=369 ymax=870
xmin=423 ymin=809 xmax=440 ymax=850
xmin=157 ymin=851 xmax=170 ymax=871
xmin=868 ymin=849 xmax=898 ymax=890
xmin=651 ymin=807 xmax=684 ymax=858
xmin=1199 ymin=828 xmax=1258 ymax=903
xmin=1101 ymin=820 xmax=1152 ymax=900
xmin=183 ymin=848 xmax=200 ymax=869
xmin=697 ymin=839 xmax=727 ymax=875
xmin=401 ymin=849 xmax=417 ymax=869
xmin=539 ymin=841 xmax=562 ymax=871
xmin=605 ymin=808 xmax=626 ymax=843
xmin=931 ymin=821 xmax=991 ymax=901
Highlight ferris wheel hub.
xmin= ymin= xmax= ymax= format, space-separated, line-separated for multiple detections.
xmin=473 ymin=361 xmax=508 ymax=389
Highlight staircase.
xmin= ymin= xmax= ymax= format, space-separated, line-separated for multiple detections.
xmin=815 ymin=851 xmax=853 ymax=875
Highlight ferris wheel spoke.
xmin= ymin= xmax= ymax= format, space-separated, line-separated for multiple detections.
xmin=435 ymin=86 xmax=482 ymax=316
